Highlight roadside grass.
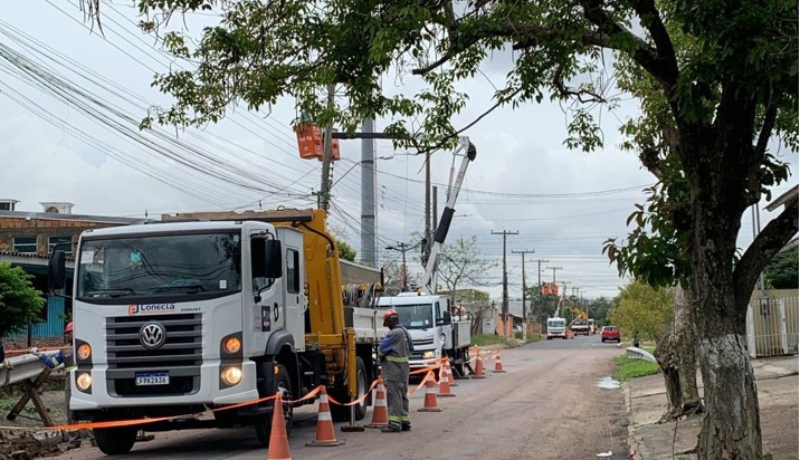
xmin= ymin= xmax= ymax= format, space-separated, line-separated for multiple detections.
xmin=471 ymin=334 xmax=505 ymax=347
xmin=613 ymin=355 xmax=660 ymax=382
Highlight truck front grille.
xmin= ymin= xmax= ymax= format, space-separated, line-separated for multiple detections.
xmin=106 ymin=314 xmax=203 ymax=369
xmin=106 ymin=314 xmax=202 ymax=397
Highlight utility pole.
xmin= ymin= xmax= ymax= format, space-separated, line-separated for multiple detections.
xmin=318 ymin=83 xmax=335 ymax=211
xmin=360 ymin=116 xmax=377 ymax=267
xmin=512 ymin=249 xmax=535 ymax=341
xmin=546 ymin=266 xmax=563 ymax=284
xmin=386 ymin=240 xmax=422 ymax=292
xmin=423 ymin=153 xmax=432 ymax=267
xmin=492 ymin=230 xmax=519 ymax=340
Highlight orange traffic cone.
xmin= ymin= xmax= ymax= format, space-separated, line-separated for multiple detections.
xmin=365 ymin=378 xmax=389 ymax=429
xmin=493 ymin=351 xmax=506 ymax=373
xmin=444 ymin=359 xmax=458 ymax=386
xmin=418 ymin=372 xmax=442 ymax=412
xmin=438 ymin=364 xmax=456 ymax=398
xmin=266 ymin=394 xmax=292 ymax=460
xmin=306 ymin=387 xmax=345 ymax=447
xmin=472 ymin=354 xmax=486 ymax=379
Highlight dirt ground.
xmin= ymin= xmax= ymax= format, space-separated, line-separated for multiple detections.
xmin=0 ymin=375 xmax=71 ymax=460
xmin=15 ymin=337 xmax=630 ymax=460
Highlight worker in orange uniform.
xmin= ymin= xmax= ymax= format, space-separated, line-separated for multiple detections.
xmin=378 ymin=309 xmax=413 ymax=433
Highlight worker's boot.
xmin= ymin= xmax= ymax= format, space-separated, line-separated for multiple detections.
xmin=380 ymin=423 xmax=401 ymax=433
xmin=401 ymin=422 xmax=411 ymax=432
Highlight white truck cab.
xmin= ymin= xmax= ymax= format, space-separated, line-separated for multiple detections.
xmin=377 ymin=292 xmax=471 ymax=377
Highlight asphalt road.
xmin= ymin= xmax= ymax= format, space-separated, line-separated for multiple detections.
xmin=52 ymin=336 xmax=629 ymax=460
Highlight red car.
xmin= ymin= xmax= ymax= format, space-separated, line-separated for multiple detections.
xmin=601 ymin=326 xmax=620 ymax=343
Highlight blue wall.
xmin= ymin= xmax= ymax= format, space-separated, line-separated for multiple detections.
xmin=8 ymin=296 xmax=65 ymax=339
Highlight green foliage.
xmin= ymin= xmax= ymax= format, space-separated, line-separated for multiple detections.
xmin=333 ymin=237 xmax=357 ymax=262
xmin=471 ymin=334 xmax=504 ymax=347
xmin=613 ymin=355 xmax=660 ymax=382
xmin=609 ymin=281 xmax=673 ymax=342
xmin=0 ymin=263 xmax=45 ymax=338
xmin=764 ymin=248 xmax=799 ymax=289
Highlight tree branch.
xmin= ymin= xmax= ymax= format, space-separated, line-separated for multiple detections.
xmin=630 ymin=0 xmax=678 ymax=79
xmin=578 ymin=0 xmax=677 ymax=88
xmin=755 ymin=103 xmax=778 ymax=158
xmin=733 ymin=196 xmax=799 ymax=311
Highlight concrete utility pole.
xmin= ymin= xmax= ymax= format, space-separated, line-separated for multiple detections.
xmin=360 ymin=117 xmax=377 ymax=267
xmin=512 ymin=249 xmax=535 ymax=341
xmin=492 ymin=230 xmax=519 ymax=340
xmin=318 ymin=83 xmax=336 ymax=211
xmin=423 ymin=153 xmax=432 ymax=267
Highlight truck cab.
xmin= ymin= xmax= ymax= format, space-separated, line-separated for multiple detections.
xmin=546 ymin=317 xmax=567 ymax=340
xmin=377 ymin=293 xmax=472 ymax=376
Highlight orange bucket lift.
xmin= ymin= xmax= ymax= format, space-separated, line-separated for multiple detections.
xmin=295 ymin=118 xmax=340 ymax=161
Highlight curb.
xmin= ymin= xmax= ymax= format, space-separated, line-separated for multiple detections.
xmin=623 ymin=382 xmax=642 ymax=460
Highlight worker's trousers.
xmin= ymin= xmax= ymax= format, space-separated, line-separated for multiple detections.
xmin=385 ymin=379 xmax=409 ymax=427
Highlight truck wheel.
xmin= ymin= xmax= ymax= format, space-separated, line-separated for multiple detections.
xmin=331 ymin=356 xmax=368 ymax=422
xmin=94 ymin=426 xmax=137 ymax=455
xmin=255 ymin=364 xmax=293 ymax=447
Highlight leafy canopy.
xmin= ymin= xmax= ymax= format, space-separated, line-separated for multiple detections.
xmin=764 ymin=248 xmax=799 ymax=289
xmin=0 ymin=262 xmax=46 ymax=338
xmin=609 ymin=280 xmax=673 ymax=342
xmin=84 ymin=0 xmax=795 ymax=155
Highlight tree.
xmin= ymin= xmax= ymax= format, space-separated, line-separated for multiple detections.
xmin=334 ymin=237 xmax=357 ymax=262
xmin=764 ymin=248 xmax=799 ymax=289
xmin=0 ymin=262 xmax=45 ymax=339
xmin=437 ymin=236 xmax=496 ymax=305
xmin=609 ymin=281 xmax=673 ymax=342
xmin=82 ymin=0 xmax=799 ymax=456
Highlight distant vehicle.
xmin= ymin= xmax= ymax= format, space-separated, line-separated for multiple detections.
xmin=601 ymin=326 xmax=621 ymax=343
xmin=570 ymin=320 xmax=590 ymax=336
xmin=546 ymin=317 xmax=567 ymax=340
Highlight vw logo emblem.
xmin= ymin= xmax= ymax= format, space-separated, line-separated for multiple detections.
xmin=140 ymin=323 xmax=166 ymax=350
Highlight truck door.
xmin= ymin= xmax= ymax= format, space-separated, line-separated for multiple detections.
xmin=278 ymin=229 xmax=306 ymax=352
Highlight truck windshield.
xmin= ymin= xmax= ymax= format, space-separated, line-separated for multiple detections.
xmin=77 ymin=232 xmax=242 ymax=301
xmin=548 ymin=319 xmax=565 ymax=328
xmin=394 ymin=304 xmax=434 ymax=329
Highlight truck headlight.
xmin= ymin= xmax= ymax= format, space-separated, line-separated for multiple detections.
xmin=223 ymin=337 xmax=241 ymax=354
xmin=77 ymin=344 xmax=92 ymax=361
xmin=221 ymin=366 xmax=243 ymax=386
xmin=423 ymin=351 xmax=436 ymax=359
xmin=76 ymin=372 xmax=92 ymax=392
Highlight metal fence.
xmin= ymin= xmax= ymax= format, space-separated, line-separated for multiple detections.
xmin=746 ymin=295 xmax=799 ymax=358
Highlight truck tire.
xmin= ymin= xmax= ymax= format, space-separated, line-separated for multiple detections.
xmin=331 ymin=356 xmax=368 ymax=422
xmin=94 ymin=426 xmax=137 ymax=455
xmin=255 ymin=364 xmax=293 ymax=447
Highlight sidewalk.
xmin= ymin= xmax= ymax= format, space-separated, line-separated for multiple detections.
xmin=625 ymin=355 xmax=799 ymax=460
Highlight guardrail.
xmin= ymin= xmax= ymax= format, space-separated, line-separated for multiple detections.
xmin=1 ymin=351 xmax=62 ymax=387
xmin=626 ymin=347 xmax=657 ymax=364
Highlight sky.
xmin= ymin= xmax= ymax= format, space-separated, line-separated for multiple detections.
xmin=1 ymin=2 xmax=797 ymax=301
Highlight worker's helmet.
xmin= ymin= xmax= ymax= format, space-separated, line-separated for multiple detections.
xmin=64 ymin=322 xmax=74 ymax=334
xmin=382 ymin=309 xmax=399 ymax=323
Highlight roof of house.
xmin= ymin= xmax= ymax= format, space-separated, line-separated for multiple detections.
xmin=0 ymin=210 xmax=144 ymax=225
xmin=0 ymin=250 xmax=75 ymax=268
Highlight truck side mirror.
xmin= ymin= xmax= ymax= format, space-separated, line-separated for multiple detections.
xmin=48 ymin=250 xmax=66 ymax=290
xmin=436 ymin=311 xmax=452 ymax=326
xmin=264 ymin=240 xmax=283 ymax=279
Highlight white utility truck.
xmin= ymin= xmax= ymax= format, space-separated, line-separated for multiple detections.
xmin=377 ymin=137 xmax=476 ymax=377
xmin=49 ymin=209 xmax=385 ymax=455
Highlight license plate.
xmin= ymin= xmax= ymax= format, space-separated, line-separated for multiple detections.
xmin=135 ymin=373 xmax=169 ymax=386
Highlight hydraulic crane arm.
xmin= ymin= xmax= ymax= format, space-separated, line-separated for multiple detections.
xmin=420 ymin=137 xmax=477 ymax=294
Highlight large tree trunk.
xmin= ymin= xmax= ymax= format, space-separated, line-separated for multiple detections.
xmin=654 ymin=285 xmax=703 ymax=423
xmin=693 ymin=197 xmax=762 ymax=460
xmin=674 ymin=286 xmax=703 ymax=413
